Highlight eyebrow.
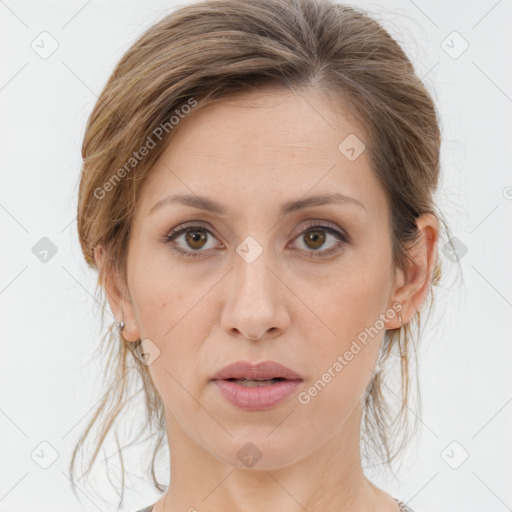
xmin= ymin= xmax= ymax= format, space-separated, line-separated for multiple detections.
xmin=149 ymin=191 xmax=366 ymax=216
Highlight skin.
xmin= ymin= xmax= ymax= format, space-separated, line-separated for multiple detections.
xmin=95 ymin=87 xmax=438 ymax=512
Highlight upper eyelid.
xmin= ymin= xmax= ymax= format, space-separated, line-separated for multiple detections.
xmin=166 ymin=220 xmax=348 ymax=245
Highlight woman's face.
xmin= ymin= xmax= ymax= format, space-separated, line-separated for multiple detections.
xmin=120 ymin=87 xmax=407 ymax=469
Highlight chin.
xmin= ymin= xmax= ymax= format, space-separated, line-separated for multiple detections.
xmin=209 ymin=432 xmax=308 ymax=470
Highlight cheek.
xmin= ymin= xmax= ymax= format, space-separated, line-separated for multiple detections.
xmin=296 ymin=261 xmax=390 ymax=397
xmin=128 ymin=251 xmax=186 ymax=334
xmin=128 ymin=262 xmax=212 ymax=383
xmin=304 ymin=263 xmax=389 ymax=344
xmin=298 ymin=307 xmax=384 ymax=425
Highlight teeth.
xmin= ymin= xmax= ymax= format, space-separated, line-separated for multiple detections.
xmin=233 ymin=379 xmax=279 ymax=387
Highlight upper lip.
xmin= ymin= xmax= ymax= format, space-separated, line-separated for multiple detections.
xmin=212 ymin=360 xmax=303 ymax=381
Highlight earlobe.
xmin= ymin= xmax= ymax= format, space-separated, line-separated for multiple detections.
xmin=117 ymin=310 xmax=141 ymax=343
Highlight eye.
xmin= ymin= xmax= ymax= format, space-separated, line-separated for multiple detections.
xmin=164 ymin=221 xmax=348 ymax=259
xmin=289 ymin=222 xmax=347 ymax=258
xmin=164 ymin=223 xmax=219 ymax=258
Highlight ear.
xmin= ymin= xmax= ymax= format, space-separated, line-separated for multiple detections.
xmin=388 ymin=213 xmax=439 ymax=328
xmin=93 ymin=244 xmax=141 ymax=342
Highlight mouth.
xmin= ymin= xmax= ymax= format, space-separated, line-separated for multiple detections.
xmin=222 ymin=377 xmax=293 ymax=387
xmin=212 ymin=377 xmax=303 ymax=410
xmin=211 ymin=360 xmax=304 ymax=382
xmin=211 ymin=361 xmax=304 ymax=410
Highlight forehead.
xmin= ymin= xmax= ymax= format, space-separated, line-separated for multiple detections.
xmin=137 ymin=87 xmax=387 ymax=220
xmin=165 ymin=87 xmax=364 ymax=160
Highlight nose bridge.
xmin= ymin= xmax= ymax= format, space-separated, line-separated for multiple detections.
xmin=221 ymin=234 xmax=286 ymax=339
xmin=233 ymin=235 xmax=274 ymax=304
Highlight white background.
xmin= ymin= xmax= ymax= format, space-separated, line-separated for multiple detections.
xmin=0 ymin=0 xmax=511 ymax=511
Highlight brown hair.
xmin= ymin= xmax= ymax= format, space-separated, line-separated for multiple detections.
xmin=71 ymin=0 xmax=454 ymax=505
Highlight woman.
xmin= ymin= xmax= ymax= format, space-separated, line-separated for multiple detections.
xmin=71 ymin=0 xmax=450 ymax=511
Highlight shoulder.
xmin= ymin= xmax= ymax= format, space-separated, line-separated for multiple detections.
xmin=395 ymin=499 xmax=416 ymax=512
xmin=133 ymin=506 xmax=154 ymax=512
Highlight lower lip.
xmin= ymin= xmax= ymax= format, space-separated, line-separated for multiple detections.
xmin=213 ymin=379 xmax=303 ymax=411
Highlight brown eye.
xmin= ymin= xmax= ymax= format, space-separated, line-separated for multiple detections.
xmin=165 ymin=222 xmax=347 ymax=260
xmin=165 ymin=225 xmax=218 ymax=258
xmin=303 ymin=229 xmax=326 ymax=250
xmin=184 ymin=229 xmax=208 ymax=250
xmin=292 ymin=224 xmax=347 ymax=258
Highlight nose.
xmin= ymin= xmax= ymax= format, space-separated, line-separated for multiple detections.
xmin=240 ymin=328 xmax=268 ymax=341
xmin=220 ymin=247 xmax=289 ymax=342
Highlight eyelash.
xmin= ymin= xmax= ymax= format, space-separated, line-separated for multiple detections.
xmin=164 ymin=221 xmax=348 ymax=260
